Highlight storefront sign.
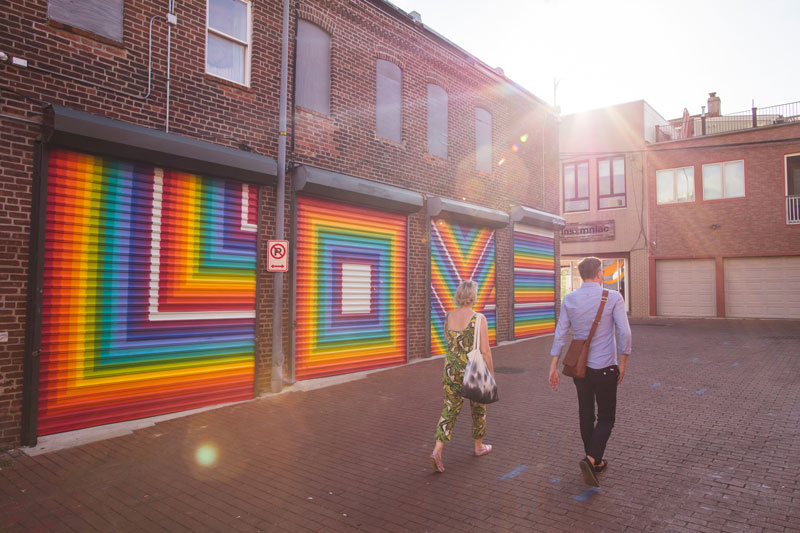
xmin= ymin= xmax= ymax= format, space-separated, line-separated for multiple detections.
xmin=560 ymin=220 xmax=615 ymax=243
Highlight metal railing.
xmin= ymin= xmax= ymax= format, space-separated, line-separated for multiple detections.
xmin=788 ymin=195 xmax=800 ymax=225
xmin=655 ymin=100 xmax=800 ymax=142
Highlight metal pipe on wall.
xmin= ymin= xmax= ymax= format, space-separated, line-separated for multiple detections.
xmin=271 ymin=0 xmax=291 ymax=393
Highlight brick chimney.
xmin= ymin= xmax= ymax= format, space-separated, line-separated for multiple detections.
xmin=707 ymin=92 xmax=721 ymax=117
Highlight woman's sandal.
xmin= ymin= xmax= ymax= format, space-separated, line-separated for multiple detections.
xmin=595 ymin=460 xmax=608 ymax=473
xmin=430 ymin=451 xmax=445 ymax=473
xmin=474 ymin=444 xmax=493 ymax=457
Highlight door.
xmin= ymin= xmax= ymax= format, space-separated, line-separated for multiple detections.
xmin=430 ymin=218 xmax=496 ymax=355
xmin=724 ymin=257 xmax=800 ymax=318
xmin=656 ymin=259 xmax=716 ymax=317
xmin=295 ymin=196 xmax=407 ymax=379
xmin=39 ymin=148 xmax=257 ymax=435
xmin=513 ymin=224 xmax=555 ymax=338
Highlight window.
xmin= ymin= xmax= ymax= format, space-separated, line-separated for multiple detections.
xmin=788 ymin=155 xmax=800 ymax=196
xmin=475 ymin=108 xmax=492 ymax=173
xmin=206 ymin=0 xmax=251 ymax=86
xmin=48 ymin=0 xmax=124 ymax=41
xmin=296 ymin=20 xmax=331 ymax=114
xmin=598 ymin=157 xmax=626 ymax=209
xmin=563 ymin=162 xmax=589 ymax=212
xmin=427 ymin=84 xmax=448 ymax=158
xmin=376 ymin=60 xmax=402 ymax=142
xmin=702 ymin=160 xmax=745 ymax=200
xmin=657 ymin=166 xmax=695 ymax=204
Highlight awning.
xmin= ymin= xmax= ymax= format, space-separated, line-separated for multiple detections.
xmin=510 ymin=205 xmax=565 ymax=230
xmin=427 ymin=196 xmax=508 ymax=228
xmin=45 ymin=106 xmax=277 ymax=184
xmin=292 ymin=164 xmax=423 ymax=214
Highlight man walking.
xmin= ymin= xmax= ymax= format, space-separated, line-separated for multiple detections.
xmin=548 ymin=257 xmax=632 ymax=487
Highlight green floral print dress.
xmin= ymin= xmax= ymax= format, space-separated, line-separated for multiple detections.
xmin=434 ymin=313 xmax=487 ymax=442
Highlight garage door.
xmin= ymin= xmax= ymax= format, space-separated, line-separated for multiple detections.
xmin=40 ymin=148 xmax=257 ymax=435
xmin=513 ymin=224 xmax=555 ymax=339
xmin=656 ymin=259 xmax=716 ymax=317
xmin=725 ymin=257 xmax=800 ymax=318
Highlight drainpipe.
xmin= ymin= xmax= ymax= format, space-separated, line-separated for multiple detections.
xmin=271 ymin=0 xmax=290 ymax=393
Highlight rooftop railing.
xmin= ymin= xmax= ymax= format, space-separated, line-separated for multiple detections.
xmin=655 ymin=101 xmax=800 ymax=142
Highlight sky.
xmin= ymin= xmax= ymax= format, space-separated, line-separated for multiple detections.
xmin=388 ymin=0 xmax=800 ymax=120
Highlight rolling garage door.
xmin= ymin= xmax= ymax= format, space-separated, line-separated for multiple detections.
xmin=295 ymin=196 xmax=407 ymax=379
xmin=656 ymin=259 xmax=716 ymax=317
xmin=430 ymin=218 xmax=497 ymax=355
xmin=40 ymin=148 xmax=257 ymax=435
xmin=513 ymin=224 xmax=556 ymax=338
xmin=724 ymin=257 xmax=800 ymax=318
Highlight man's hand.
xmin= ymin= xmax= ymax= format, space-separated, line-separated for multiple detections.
xmin=617 ymin=354 xmax=629 ymax=385
xmin=548 ymin=356 xmax=560 ymax=391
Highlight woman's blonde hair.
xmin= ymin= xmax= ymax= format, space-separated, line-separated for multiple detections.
xmin=454 ymin=280 xmax=478 ymax=307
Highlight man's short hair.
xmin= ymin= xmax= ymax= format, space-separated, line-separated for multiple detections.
xmin=578 ymin=257 xmax=602 ymax=281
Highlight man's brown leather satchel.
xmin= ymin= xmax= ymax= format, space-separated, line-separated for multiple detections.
xmin=562 ymin=290 xmax=609 ymax=378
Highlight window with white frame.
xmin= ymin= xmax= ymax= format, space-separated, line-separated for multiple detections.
xmin=563 ymin=161 xmax=589 ymax=212
xmin=656 ymin=166 xmax=695 ymax=204
xmin=206 ymin=0 xmax=251 ymax=86
xmin=702 ymin=160 xmax=745 ymax=200
xmin=296 ymin=20 xmax=331 ymax=114
xmin=427 ymin=84 xmax=448 ymax=158
xmin=376 ymin=60 xmax=402 ymax=142
xmin=475 ymin=108 xmax=492 ymax=172
xmin=598 ymin=157 xmax=626 ymax=209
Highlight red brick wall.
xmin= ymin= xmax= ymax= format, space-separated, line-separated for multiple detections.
xmin=646 ymin=123 xmax=800 ymax=259
xmin=0 ymin=0 xmax=558 ymax=447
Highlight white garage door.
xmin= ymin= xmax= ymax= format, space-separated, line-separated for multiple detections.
xmin=656 ymin=259 xmax=716 ymax=317
xmin=725 ymin=257 xmax=800 ymax=318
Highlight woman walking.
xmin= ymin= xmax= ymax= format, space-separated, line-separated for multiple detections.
xmin=430 ymin=280 xmax=495 ymax=473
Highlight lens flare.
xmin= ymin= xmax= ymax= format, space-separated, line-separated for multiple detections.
xmin=195 ymin=444 xmax=218 ymax=467
xmin=520 ymin=133 xmax=529 ymax=143
xmin=511 ymin=144 xmax=519 ymax=152
xmin=498 ymin=158 xmax=506 ymax=166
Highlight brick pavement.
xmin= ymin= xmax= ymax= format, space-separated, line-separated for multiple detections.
xmin=1 ymin=319 xmax=799 ymax=532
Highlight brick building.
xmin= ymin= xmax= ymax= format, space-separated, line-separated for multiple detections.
xmin=646 ymin=97 xmax=800 ymax=319
xmin=559 ymin=100 xmax=667 ymax=318
xmin=0 ymin=0 xmax=561 ymax=447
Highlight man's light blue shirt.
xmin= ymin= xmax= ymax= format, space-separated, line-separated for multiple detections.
xmin=550 ymin=282 xmax=632 ymax=369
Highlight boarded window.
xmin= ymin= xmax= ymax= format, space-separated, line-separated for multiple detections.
xmin=475 ymin=108 xmax=492 ymax=172
xmin=427 ymin=84 xmax=448 ymax=158
xmin=376 ymin=60 xmax=402 ymax=142
xmin=296 ymin=20 xmax=331 ymax=115
xmin=48 ymin=0 xmax=124 ymax=42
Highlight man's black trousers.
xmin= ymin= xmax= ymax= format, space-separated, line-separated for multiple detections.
xmin=573 ymin=364 xmax=619 ymax=462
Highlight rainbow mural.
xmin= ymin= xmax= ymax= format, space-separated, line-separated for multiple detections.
xmin=39 ymin=148 xmax=257 ymax=435
xmin=430 ymin=218 xmax=496 ymax=355
xmin=295 ymin=196 xmax=407 ymax=379
xmin=513 ymin=224 xmax=556 ymax=338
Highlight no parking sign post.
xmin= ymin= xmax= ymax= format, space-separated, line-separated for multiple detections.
xmin=267 ymin=240 xmax=289 ymax=272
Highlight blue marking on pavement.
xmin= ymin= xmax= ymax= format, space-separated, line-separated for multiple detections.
xmin=652 ymin=382 xmax=661 ymax=388
xmin=550 ymin=478 xmax=560 ymax=483
xmin=675 ymin=386 xmax=685 ymax=390
xmin=723 ymin=341 xmax=730 ymax=345
xmin=732 ymin=362 xmax=740 ymax=367
xmin=690 ymin=357 xmax=699 ymax=362
xmin=575 ymin=487 xmax=600 ymax=500
xmin=696 ymin=388 xmax=707 ymax=395
xmin=498 ymin=465 xmax=528 ymax=480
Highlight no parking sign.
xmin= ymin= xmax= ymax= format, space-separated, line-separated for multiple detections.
xmin=267 ymin=240 xmax=289 ymax=272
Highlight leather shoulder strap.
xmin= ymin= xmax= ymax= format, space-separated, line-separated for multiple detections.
xmin=585 ymin=290 xmax=609 ymax=346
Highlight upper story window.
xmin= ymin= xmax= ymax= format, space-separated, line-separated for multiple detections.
xmin=563 ymin=162 xmax=589 ymax=212
xmin=475 ymin=108 xmax=492 ymax=173
xmin=296 ymin=20 xmax=331 ymax=114
xmin=427 ymin=84 xmax=448 ymax=159
xmin=657 ymin=166 xmax=695 ymax=204
xmin=788 ymin=155 xmax=800 ymax=196
xmin=206 ymin=0 xmax=252 ymax=86
xmin=376 ymin=60 xmax=402 ymax=142
xmin=702 ymin=160 xmax=745 ymax=200
xmin=598 ymin=157 xmax=626 ymax=209
xmin=48 ymin=0 xmax=124 ymax=42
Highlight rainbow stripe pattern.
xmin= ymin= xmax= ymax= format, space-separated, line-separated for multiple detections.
xmin=295 ymin=196 xmax=407 ymax=379
xmin=39 ymin=148 xmax=256 ymax=435
xmin=430 ymin=218 xmax=496 ymax=355
xmin=513 ymin=224 xmax=555 ymax=338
